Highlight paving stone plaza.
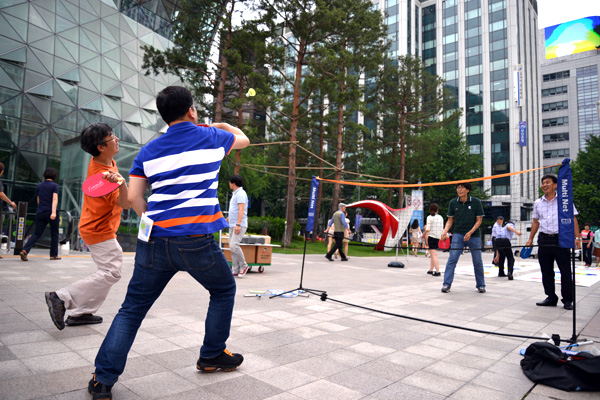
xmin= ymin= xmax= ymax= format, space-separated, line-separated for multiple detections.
xmin=1 ymin=249 xmax=599 ymax=399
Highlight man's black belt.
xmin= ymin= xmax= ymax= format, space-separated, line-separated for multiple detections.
xmin=540 ymin=232 xmax=558 ymax=237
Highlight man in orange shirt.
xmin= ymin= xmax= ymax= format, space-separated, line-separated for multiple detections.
xmin=44 ymin=123 xmax=130 ymax=330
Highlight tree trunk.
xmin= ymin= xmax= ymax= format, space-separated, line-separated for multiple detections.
xmin=234 ymin=80 xmax=244 ymax=174
xmin=214 ymin=1 xmax=234 ymax=123
xmin=283 ymin=40 xmax=306 ymax=246
xmin=331 ymin=62 xmax=346 ymax=213
xmin=312 ymin=103 xmax=326 ymax=243
xmin=388 ymin=143 xmax=396 ymax=205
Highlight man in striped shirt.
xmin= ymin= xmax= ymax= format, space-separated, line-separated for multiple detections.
xmin=526 ymin=174 xmax=581 ymax=310
xmin=89 ymin=86 xmax=249 ymax=399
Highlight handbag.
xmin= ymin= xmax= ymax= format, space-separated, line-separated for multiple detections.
xmin=593 ymin=246 xmax=600 ymax=258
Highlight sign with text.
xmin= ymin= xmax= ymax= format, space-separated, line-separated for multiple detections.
xmin=519 ymin=121 xmax=527 ymax=147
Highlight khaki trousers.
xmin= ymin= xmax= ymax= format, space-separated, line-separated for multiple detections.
xmin=56 ymin=238 xmax=122 ymax=317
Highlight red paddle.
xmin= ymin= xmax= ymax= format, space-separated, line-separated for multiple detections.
xmin=82 ymin=172 xmax=123 ymax=197
xmin=438 ymin=237 xmax=450 ymax=250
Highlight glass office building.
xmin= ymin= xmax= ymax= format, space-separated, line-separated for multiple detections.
xmin=538 ymin=22 xmax=600 ymax=171
xmin=0 ymin=0 xmax=184 ymax=238
xmin=377 ymin=0 xmax=542 ymax=220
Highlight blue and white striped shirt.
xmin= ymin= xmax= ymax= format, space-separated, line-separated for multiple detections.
xmin=130 ymin=122 xmax=236 ymax=236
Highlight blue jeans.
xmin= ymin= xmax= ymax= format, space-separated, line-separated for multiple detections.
xmin=443 ymin=233 xmax=485 ymax=289
xmin=94 ymin=235 xmax=236 ymax=385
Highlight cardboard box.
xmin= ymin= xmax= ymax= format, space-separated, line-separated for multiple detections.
xmin=222 ymin=243 xmax=257 ymax=263
xmin=255 ymin=245 xmax=273 ymax=264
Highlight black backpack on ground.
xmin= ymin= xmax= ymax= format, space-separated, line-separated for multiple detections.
xmin=520 ymin=341 xmax=600 ymax=392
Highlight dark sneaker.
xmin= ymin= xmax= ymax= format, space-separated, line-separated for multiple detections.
xmin=197 ymin=349 xmax=243 ymax=372
xmin=563 ymin=302 xmax=573 ymax=310
xmin=88 ymin=374 xmax=112 ymax=400
xmin=536 ymin=297 xmax=558 ymax=307
xmin=65 ymin=314 xmax=103 ymax=326
xmin=20 ymin=250 xmax=28 ymax=261
xmin=45 ymin=292 xmax=65 ymax=330
xmin=341 ymin=258 xmax=349 ymax=261
xmin=427 ymin=270 xmax=433 ymax=275
xmin=441 ymin=285 xmax=450 ymax=293
xmin=433 ymin=272 xmax=441 ymax=277
xmin=325 ymin=256 xmax=334 ymax=262
xmin=477 ymin=287 xmax=486 ymax=293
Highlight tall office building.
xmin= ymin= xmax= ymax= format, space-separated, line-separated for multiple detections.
xmin=377 ymin=0 xmax=542 ymax=220
xmin=538 ymin=16 xmax=600 ymax=171
xmin=0 ymin=0 xmax=186 ymax=233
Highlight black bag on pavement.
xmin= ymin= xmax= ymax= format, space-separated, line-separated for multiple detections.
xmin=520 ymin=342 xmax=600 ymax=391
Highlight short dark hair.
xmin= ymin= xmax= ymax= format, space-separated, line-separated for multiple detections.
xmin=457 ymin=182 xmax=472 ymax=192
xmin=230 ymin=174 xmax=243 ymax=187
xmin=156 ymin=86 xmax=194 ymax=124
xmin=80 ymin=123 xmax=112 ymax=156
xmin=541 ymin=174 xmax=557 ymax=184
xmin=411 ymin=219 xmax=419 ymax=229
xmin=496 ymin=216 xmax=504 ymax=220
xmin=43 ymin=167 xmax=58 ymax=181
xmin=0 ymin=162 xmax=4 ymax=174
xmin=429 ymin=203 xmax=438 ymax=215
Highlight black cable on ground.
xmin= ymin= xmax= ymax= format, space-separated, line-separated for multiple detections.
xmin=316 ymin=292 xmax=571 ymax=345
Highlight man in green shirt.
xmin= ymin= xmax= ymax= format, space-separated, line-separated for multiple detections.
xmin=440 ymin=182 xmax=486 ymax=293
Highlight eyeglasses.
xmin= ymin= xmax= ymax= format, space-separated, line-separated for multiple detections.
xmin=99 ymin=133 xmax=117 ymax=145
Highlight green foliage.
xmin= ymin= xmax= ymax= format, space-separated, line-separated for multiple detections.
xmin=572 ymin=134 xmax=600 ymax=224
xmin=417 ymin=124 xmax=485 ymax=219
xmin=246 ymin=217 xmax=301 ymax=241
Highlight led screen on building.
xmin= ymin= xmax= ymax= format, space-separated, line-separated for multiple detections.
xmin=545 ymin=16 xmax=600 ymax=59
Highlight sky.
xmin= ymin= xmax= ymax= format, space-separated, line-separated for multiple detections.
xmin=537 ymin=0 xmax=600 ymax=28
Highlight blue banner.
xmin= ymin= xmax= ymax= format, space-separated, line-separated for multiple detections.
xmin=557 ymin=158 xmax=575 ymax=248
xmin=306 ymin=176 xmax=319 ymax=234
xmin=519 ymin=121 xmax=527 ymax=146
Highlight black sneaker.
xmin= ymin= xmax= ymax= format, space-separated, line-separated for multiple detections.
xmin=477 ymin=287 xmax=486 ymax=293
xmin=441 ymin=285 xmax=450 ymax=293
xmin=427 ymin=270 xmax=433 ymax=274
xmin=45 ymin=292 xmax=65 ymax=330
xmin=197 ymin=349 xmax=243 ymax=372
xmin=433 ymin=272 xmax=441 ymax=277
xmin=65 ymin=314 xmax=103 ymax=326
xmin=88 ymin=374 xmax=112 ymax=400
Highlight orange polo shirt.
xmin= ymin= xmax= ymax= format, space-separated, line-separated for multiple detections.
xmin=78 ymin=158 xmax=122 ymax=245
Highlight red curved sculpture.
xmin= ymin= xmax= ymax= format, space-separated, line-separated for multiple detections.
xmin=346 ymin=200 xmax=409 ymax=250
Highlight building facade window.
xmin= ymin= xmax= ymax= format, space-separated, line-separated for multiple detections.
xmin=541 ymin=100 xmax=568 ymax=112
xmin=542 ymin=116 xmax=569 ymax=127
xmin=464 ymin=0 xmax=483 ymax=157
xmin=543 ymin=70 xmax=570 ymax=82
xmin=576 ymin=65 xmax=599 ymax=150
xmin=488 ymin=0 xmax=509 ymax=193
xmin=543 ymin=132 xmax=569 ymax=143
xmin=543 ymin=149 xmax=570 ymax=159
xmin=422 ymin=4 xmax=437 ymax=76
xmin=541 ymin=86 xmax=568 ymax=97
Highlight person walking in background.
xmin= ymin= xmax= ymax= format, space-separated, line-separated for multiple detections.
xmin=594 ymin=226 xmax=600 ymax=268
xmin=526 ymin=174 xmax=580 ymax=310
xmin=325 ymin=203 xmax=349 ymax=261
xmin=410 ymin=219 xmax=422 ymax=257
xmin=425 ymin=203 xmax=443 ymax=276
xmin=342 ymin=217 xmax=351 ymax=258
xmin=44 ymin=123 xmax=130 ymax=331
xmin=491 ymin=216 xmax=504 ymax=266
xmin=0 ymin=162 xmax=17 ymax=259
xmin=228 ymin=174 xmax=249 ymax=277
xmin=581 ymin=223 xmax=594 ymax=267
xmin=494 ymin=220 xmax=521 ymax=280
xmin=20 ymin=168 xmax=61 ymax=261
xmin=325 ymin=223 xmax=336 ymax=257
xmin=88 ymin=86 xmax=249 ymax=399
xmin=440 ymin=182 xmax=486 ymax=293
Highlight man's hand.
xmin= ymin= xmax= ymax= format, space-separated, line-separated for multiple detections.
xmin=50 ymin=212 xmax=56 ymax=220
xmin=525 ymin=240 xmax=533 ymax=247
xmin=103 ymin=171 xmax=124 ymax=184
xmin=234 ymin=225 xmax=241 ymax=235
xmin=464 ymin=232 xmax=472 ymax=241
xmin=9 ymin=201 xmax=16 ymax=209
xmin=440 ymin=232 xmax=448 ymax=241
